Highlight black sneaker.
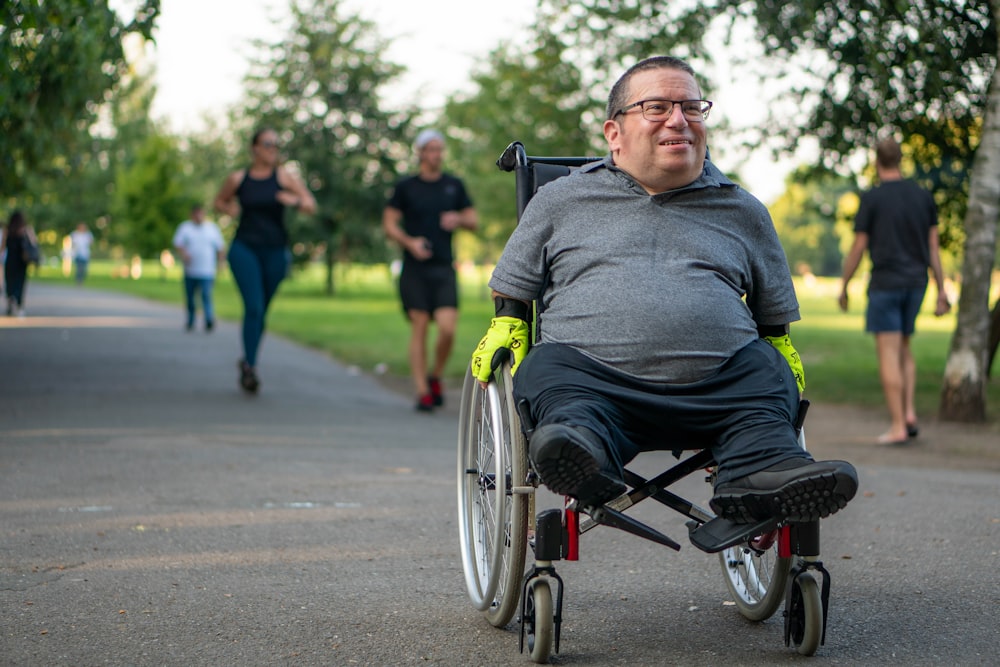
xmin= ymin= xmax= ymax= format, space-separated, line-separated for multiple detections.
xmin=710 ymin=457 xmax=858 ymax=524
xmin=415 ymin=393 xmax=434 ymax=412
xmin=239 ymin=360 xmax=259 ymax=394
xmin=205 ymin=320 xmax=214 ymax=333
xmin=428 ymin=376 xmax=444 ymax=407
xmin=529 ymin=424 xmax=625 ymax=507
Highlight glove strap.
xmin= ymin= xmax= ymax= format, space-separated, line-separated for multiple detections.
xmin=757 ymin=323 xmax=789 ymax=338
xmin=494 ymin=296 xmax=530 ymax=322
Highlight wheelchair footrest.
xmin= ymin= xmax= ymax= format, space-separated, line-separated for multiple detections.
xmin=588 ymin=505 xmax=681 ymax=551
xmin=686 ymin=516 xmax=780 ymax=554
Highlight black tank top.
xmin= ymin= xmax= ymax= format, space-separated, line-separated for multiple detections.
xmin=235 ymin=169 xmax=287 ymax=247
xmin=4 ymin=233 xmax=28 ymax=271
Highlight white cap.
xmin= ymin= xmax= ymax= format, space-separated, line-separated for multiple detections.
xmin=414 ymin=129 xmax=444 ymax=150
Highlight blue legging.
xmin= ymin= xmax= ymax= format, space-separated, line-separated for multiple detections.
xmin=227 ymin=239 xmax=289 ymax=367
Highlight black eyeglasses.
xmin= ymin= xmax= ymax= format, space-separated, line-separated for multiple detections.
xmin=614 ymin=99 xmax=713 ymax=123
xmin=257 ymin=140 xmax=280 ymax=149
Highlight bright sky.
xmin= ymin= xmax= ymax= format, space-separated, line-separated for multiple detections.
xmin=140 ymin=0 xmax=793 ymax=202
xmin=147 ymin=0 xmax=536 ymax=131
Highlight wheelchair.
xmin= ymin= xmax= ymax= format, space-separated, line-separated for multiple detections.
xmin=457 ymin=142 xmax=833 ymax=663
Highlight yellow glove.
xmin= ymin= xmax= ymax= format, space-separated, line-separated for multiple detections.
xmin=471 ymin=316 xmax=530 ymax=382
xmin=764 ymin=334 xmax=805 ymax=394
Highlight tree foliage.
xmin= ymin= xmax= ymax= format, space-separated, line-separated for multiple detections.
xmin=240 ymin=0 xmax=410 ymax=293
xmin=14 ymin=59 xmax=168 ymax=259
xmin=1 ymin=0 xmax=160 ymax=195
xmin=537 ymin=0 xmax=998 ymax=421
xmin=769 ymin=166 xmax=855 ymax=277
xmin=442 ymin=29 xmax=599 ymax=258
xmin=112 ymin=132 xmax=192 ymax=258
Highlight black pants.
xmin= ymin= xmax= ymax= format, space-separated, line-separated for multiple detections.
xmin=5 ymin=264 xmax=27 ymax=308
xmin=512 ymin=340 xmax=806 ymax=484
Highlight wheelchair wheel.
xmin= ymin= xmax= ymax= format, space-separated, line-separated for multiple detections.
xmin=787 ymin=570 xmax=823 ymax=656
xmin=718 ymin=529 xmax=792 ymax=621
xmin=457 ymin=361 xmax=529 ymax=628
xmin=525 ymin=578 xmax=554 ymax=664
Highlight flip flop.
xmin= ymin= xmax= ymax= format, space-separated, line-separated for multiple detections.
xmin=877 ymin=432 xmax=909 ymax=446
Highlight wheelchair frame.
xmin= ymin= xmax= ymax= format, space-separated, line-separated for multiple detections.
xmin=457 ymin=142 xmax=833 ymax=663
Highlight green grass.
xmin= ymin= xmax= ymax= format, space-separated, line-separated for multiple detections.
xmin=30 ymin=259 xmax=999 ymax=417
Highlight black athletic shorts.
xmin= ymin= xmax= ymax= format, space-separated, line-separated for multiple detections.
xmin=399 ymin=261 xmax=458 ymax=315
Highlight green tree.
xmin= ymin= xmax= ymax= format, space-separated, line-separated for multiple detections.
xmin=14 ymin=57 xmax=164 ymax=259
xmin=111 ymin=132 xmax=192 ymax=257
xmin=442 ymin=28 xmax=602 ymax=260
xmin=1 ymin=0 xmax=160 ymax=195
xmin=20 ymin=128 xmax=114 ymax=257
xmin=183 ymin=125 xmax=239 ymax=215
xmin=770 ymin=167 xmax=855 ymax=277
xmin=240 ymin=0 xmax=410 ymax=294
xmin=539 ymin=0 xmax=999 ymax=421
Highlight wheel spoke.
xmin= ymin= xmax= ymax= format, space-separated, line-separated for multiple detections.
xmin=458 ymin=364 xmax=529 ymax=627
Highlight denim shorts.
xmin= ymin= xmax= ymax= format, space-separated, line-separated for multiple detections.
xmin=866 ymin=287 xmax=926 ymax=335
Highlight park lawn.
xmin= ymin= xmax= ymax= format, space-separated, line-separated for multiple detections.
xmin=31 ymin=259 xmax=999 ymax=418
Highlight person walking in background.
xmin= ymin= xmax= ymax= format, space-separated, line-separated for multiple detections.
xmin=2 ymin=210 xmax=38 ymax=317
xmin=214 ymin=128 xmax=316 ymax=394
xmin=70 ymin=222 xmax=95 ymax=284
xmin=173 ymin=204 xmax=226 ymax=333
xmin=383 ymin=129 xmax=478 ymax=412
xmin=838 ymin=136 xmax=950 ymax=445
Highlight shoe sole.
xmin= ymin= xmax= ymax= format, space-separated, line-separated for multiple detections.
xmin=531 ymin=434 xmax=625 ymax=506
xmin=239 ymin=362 xmax=259 ymax=394
xmin=710 ymin=470 xmax=857 ymax=524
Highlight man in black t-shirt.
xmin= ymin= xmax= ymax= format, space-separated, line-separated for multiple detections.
xmin=839 ymin=137 xmax=950 ymax=444
xmin=383 ymin=129 xmax=478 ymax=411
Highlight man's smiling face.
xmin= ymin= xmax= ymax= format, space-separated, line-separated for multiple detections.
xmin=603 ymin=67 xmax=707 ymax=194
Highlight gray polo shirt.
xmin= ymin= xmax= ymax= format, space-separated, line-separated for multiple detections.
xmin=490 ymin=158 xmax=799 ymax=384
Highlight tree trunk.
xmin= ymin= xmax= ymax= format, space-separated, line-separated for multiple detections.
xmin=989 ymin=297 xmax=1000 ymax=377
xmin=325 ymin=243 xmax=335 ymax=296
xmin=323 ymin=216 xmax=337 ymax=297
xmin=939 ymin=6 xmax=1000 ymax=422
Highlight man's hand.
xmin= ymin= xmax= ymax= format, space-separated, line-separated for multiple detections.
xmin=407 ymin=236 xmax=433 ymax=261
xmin=764 ymin=334 xmax=805 ymax=394
xmin=440 ymin=211 xmax=461 ymax=231
xmin=934 ymin=292 xmax=951 ymax=317
xmin=470 ymin=317 xmax=530 ymax=383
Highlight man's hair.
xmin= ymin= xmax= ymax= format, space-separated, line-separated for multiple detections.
xmin=875 ymin=138 xmax=903 ymax=169
xmin=606 ymin=56 xmax=699 ymax=120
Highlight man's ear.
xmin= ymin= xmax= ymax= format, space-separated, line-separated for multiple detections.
xmin=603 ymin=118 xmax=622 ymax=152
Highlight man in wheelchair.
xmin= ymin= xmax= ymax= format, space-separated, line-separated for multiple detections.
xmin=471 ymin=56 xmax=858 ymax=525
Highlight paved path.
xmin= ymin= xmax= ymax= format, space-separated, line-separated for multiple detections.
xmin=2 ymin=284 xmax=998 ymax=666
xmin=1 ymin=284 xmax=465 ymax=665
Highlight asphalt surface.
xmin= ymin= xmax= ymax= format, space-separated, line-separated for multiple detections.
xmin=2 ymin=284 xmax=998 ymax=666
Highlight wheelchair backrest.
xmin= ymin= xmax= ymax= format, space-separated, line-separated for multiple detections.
xmin=496 ymin=141 xmax=601 ymax=221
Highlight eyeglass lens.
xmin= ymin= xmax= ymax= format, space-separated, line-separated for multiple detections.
xmin=641 ymin=100 xmax=711 ymax=121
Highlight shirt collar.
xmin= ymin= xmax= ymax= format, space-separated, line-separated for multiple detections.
xmin=590 ymin=154 xmax=735 ymax=195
